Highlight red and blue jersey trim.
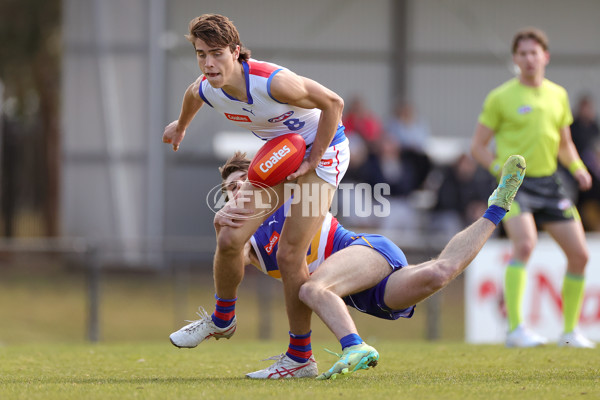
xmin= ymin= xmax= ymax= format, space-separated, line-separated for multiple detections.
xmin=248 ymin=59 xmax=280 ymax=77
xmin=325 ymin=217 xmax=339 ymax=259
xmin=198 ymin=76 xmax=213 ymax=108
xmin=247 ymin=60 xmax=286 ymax=104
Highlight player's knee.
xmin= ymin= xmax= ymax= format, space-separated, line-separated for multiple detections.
xmin=298 ymin=281 xmax=318 ymax=306
xmin=299 ymin=279 xmax=330 ymax=306
xmin=276 ymin=243 xmax=304 ymax=269
xmin=581 ymin=249 xmax=590 ymax=267
xmin=567 ymin=248 xmax=589 ymax=270
xmin=216 ymin=228 xmax=245 ymax=253
xmin=513 ymin=240 xmax=535 ymax=260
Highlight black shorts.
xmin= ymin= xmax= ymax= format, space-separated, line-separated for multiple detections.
xmin=506 ymin=174 xmax=578 ymax=225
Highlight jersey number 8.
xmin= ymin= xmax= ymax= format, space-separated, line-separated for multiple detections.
xmin=283 ymin=118 xmax=305 ymax=131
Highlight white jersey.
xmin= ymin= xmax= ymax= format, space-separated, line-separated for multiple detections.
xmin=199 ymin=59 xmax=345 ymax=146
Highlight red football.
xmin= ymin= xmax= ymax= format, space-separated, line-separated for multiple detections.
xmin=247 ymin=133 xmax=306 ymax=187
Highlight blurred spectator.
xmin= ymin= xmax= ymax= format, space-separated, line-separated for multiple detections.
xmin=363 ymin=135 xmax=432 ymax=231
xmin=343 ymin=134 xmax=370 ymax=183
xmin=342 ymin=96 xmax=383 ymax=145
xmin=336 ymin=134 xmax=433 ymax=230
xmin=570 ymin=95 xmax=600 ymax=230
xmin=386 ymin=100 xmax=431 ymax=153
xmin=431 ymin=153 xmax=497 ymax=236
xmin=571 ymin=95 xmax=600 ymax=179
xmin=362 ymin=135 xmax=431 ymax=197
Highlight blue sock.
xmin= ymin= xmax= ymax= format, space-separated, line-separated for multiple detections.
xmin=483 ymin=205 xmax=506 ymax=225
xmin=340 ymin=333 xmax=363 ymax=350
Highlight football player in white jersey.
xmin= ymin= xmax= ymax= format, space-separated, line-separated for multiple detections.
xmin=163 ymin=14 xmax=350 ymax=376
xmin=171 ymin=151 xmax=527 ymax=380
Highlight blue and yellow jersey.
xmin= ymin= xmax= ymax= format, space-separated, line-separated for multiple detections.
xmin=250 ymin=200 xmax=364 ymax=280
xmin=249 ymin=200 xmax=412 ymax=321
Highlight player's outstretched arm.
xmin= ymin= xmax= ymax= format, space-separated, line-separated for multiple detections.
xmin=162 ymin=76 xmax=205 ymax=151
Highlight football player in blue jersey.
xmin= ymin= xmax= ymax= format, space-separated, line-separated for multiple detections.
xmin=172 ymin=151 xmax=526 ymax=379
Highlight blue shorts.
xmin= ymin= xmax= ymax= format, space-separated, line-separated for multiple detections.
xmin=341 ymin=234 xmax=416 ymax=320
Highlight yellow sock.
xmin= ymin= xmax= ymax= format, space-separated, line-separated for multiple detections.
xmin=505 ymin=261 xmax=526 ymax=332
xmin=562 ymin=273 xmax=585 ymax=333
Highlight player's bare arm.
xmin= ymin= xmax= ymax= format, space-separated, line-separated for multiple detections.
xmin=557 ymin=125 xmax=592 ymax=190
xmin=162 ymin=76 xmax=205 ymax=151
xmin=471 ymin=123 xmax=498 ymax=173
xmin=269 ymin=70 xmax=343 ymax=180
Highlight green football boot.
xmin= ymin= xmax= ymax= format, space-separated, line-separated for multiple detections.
xmin=316 ymin=343 xmax=379 ymax=380
xmin=488 ymin=155 xmax=526 ymax=211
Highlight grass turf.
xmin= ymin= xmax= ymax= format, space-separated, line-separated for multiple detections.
xmin=1 ymin=341 xmax=598 ymax=400
xmin=1 ymin=263 xmax=598 ymax=399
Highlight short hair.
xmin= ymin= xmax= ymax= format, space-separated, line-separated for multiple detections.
xmin=512 ymin=27 xmax=549 ymax=54
xmin=186 ymin=14 xmax=251 ymax=63
xmin=219 ymin=151 xmax=251 ymax=196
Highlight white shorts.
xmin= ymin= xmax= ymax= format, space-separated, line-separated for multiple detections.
xmin=307 ymin=137 xmax=350 ymax=187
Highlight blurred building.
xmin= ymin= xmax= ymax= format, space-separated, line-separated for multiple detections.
xmin=60 ymin=0 xmax=600 ymax=263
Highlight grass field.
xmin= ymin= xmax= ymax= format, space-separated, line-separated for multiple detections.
xmin=1 ymin=259 xmax=598 ymax=399
xmin=1 ymin=340 xmax=598 ymax=400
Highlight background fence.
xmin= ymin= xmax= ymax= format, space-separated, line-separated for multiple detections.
xmin=2 ymin=0 xmax=600 ymax=346
xmin=0 ymin=236 xmax=450 ymax=344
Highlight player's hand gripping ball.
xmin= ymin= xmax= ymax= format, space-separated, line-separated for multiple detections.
xmin=248 ymin=133 xmax=306 ymax=187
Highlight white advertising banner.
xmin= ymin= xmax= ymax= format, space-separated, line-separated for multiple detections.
xmin=465 ymin=235 xmax=600 ymax=343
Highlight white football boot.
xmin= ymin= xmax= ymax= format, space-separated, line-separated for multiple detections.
xmin=558 ymin=329 xmax=596 ymax=348
xmin=246 ymin=354 xmax=318 ymax=379
xmin=169 ymin=307 xmax=236 ymax=348
xmin=505 ymin=325 xmax=548 ymax=348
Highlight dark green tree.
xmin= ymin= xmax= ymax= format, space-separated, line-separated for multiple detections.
xmin=0 ymin=0 xmax=61 ymax=236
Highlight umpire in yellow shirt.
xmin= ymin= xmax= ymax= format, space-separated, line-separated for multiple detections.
xmin=471 ymin=27 xmax=595 ymax=348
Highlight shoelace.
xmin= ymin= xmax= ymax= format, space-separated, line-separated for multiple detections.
xmin=323 ymin=348 xmax=342 ymax=358
xmin=183 ymin=307 xmax=211 ymax=332
xmin=260 ymin=353 xmax=285 ymax=362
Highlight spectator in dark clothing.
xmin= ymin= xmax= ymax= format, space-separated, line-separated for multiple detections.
xmin=432 ymin=154 xmax=497 ymax=236
xmin=571 ymin=95 xmax=600 ymax=180
xmin=362 ymin=135 xmax=431 ymax=197
xmin=570 ymin=95 xmax=600 ymax=230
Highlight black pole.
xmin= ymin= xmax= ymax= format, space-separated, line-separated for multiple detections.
xmin=87 ymin=246 xmax=101 ymax=342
